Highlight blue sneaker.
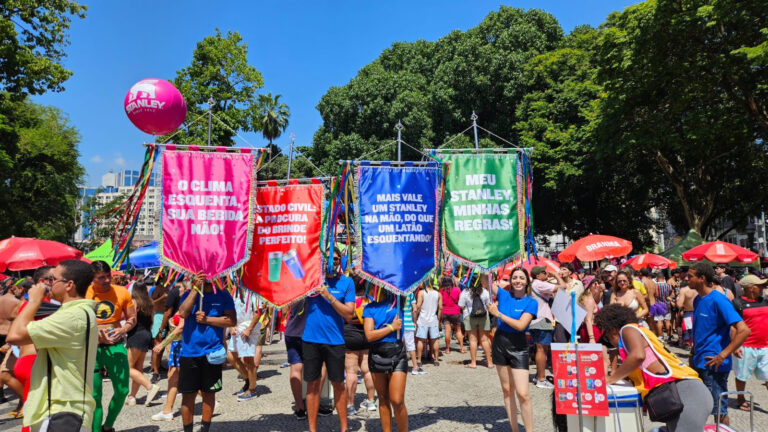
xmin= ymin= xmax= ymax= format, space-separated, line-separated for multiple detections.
xmin=237 ymin=391 xmax=258 ymax=402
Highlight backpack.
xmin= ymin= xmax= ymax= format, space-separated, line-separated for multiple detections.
xmin=470 ymin=294 xmax=486 ymax=318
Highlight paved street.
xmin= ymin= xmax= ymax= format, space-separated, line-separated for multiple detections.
xmin=1 ymin=341 xmax=766 ymax=431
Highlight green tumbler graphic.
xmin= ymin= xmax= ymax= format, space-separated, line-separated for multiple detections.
xmin=268 ymin=251 xmax=283 ymax=282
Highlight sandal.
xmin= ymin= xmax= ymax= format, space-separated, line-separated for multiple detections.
xmin=738 ymin=401 xmax=752 ymax=411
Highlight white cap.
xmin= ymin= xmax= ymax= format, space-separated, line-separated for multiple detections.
xmin=604 ymin=265 xmax=618 ymax=272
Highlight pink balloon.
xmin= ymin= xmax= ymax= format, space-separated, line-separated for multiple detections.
xmin=124 ymin=78 xmax=186 ymax=136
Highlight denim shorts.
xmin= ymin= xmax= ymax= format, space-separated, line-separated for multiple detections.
xmin=530 ymin=329 xmax=553 ymax=346
xmin=696 ymin=367 xmax=729 ymax=416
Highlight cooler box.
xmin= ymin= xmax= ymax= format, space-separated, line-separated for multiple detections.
xmin=567 ymin=382 xmax=643 ymax=432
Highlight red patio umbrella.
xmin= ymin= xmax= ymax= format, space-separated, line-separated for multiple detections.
xmin=0 ymin=236 xmax=33 ymax=253
xmin=558 ymin=234 xmax=633 ymax=262
xmin=520 ymin=256 xmax=560 ymax=273
xmin=682 ymin=240 xmax=758 ymax=264
xmin=0 ymin=238 xmax=83 ymax=271
xmin=622 ymin=253 xmax=678 ymax=270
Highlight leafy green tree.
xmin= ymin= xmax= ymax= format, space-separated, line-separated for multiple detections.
xmin=1 ymin=102 xmax=84 ymax=242
xmin=165 ymin=29 xmax=264 ymax=146
xmin=0 ymin=1 xmax=87 ymax=97
xmin=0 ymin=1 xmax=86 ymax=242
xmin=517 ymin=26 xmax=661 ymax=249
xmin=596 ymin=0 xmax=768 ymax=237
xmin=309 ymin=7 xmax=563 ymax=174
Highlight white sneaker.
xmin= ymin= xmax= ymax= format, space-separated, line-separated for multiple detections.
xmin=125 ymin=396 xmax=136 ymax=406
xmin=536 ymin=379 xmax=554 ymax=389
xmin=145 ymin=384 xmax=160 ymax=406
xmin=151 ymin=411 xmax=174 ymax=421
xmin=360 ymin=399 xmax=377 ymax=411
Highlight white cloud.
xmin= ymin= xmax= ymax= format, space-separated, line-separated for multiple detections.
xmin=89 ymin=155 xmax=103 ymax=163
xmin=114 ymin=157 xmax=126 ymax=167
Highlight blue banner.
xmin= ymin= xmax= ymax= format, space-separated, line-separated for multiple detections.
xmin=355 ymin=163 xmax=442 ymax=293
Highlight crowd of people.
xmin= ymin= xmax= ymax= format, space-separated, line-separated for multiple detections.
xmin=0 ymin=255 xmax=766 ymax=432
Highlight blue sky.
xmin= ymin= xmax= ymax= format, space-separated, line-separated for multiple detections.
xmin=33 ymin=1 xmax=636 ymax=184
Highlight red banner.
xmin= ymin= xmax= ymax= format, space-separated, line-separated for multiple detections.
xmin=242 ymin=184 xmax=323 ymax=307
xmin=552 ymin=343 xmax=609 ymax=417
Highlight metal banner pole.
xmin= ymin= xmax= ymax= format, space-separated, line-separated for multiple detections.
xmin=471 ymin=111 xmax=479 ymax=149
xmin=571 ymin=291 xmax=584 ymax=431
xmin=287 ymin=132 xmax=296 ymax=180
xmin=396 ymin=120 xmax=404 ymax=161
xmin=207 ymin=97 xmax=214 ymax=147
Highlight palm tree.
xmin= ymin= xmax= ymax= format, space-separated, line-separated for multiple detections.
xmin=256 ymin=92 xmax=290 ymax=146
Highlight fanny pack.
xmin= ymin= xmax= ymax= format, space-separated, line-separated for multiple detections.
xmin=205 ymin=345 xmax=227 ymax=365
xmin=370 ymin=341 xmax=404 ymax=370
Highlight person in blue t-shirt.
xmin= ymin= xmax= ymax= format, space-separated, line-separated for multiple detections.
xmin=363 ymin=294 xmax=407 ymax=432
xmin=689 ymin=262 xmax=750 ymax=427
xmin=487 ymin=266 xmax=537 ymax=432
xmin=177 ymin=273 xmax=235 ymax=432
xmin=302 ymin=252 xmax=355 ymax=432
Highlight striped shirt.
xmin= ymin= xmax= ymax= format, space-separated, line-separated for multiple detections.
xmin=403 ymin=292 xmax=416 ymax=332
xmin=657 ymin=282 xmax=672 ymax=302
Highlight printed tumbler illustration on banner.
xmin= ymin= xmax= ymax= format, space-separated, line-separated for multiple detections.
xmin=283 ymin=249 xmax=306 ymax=279
xmin=268 ymin=251 xmax=283 ymax=282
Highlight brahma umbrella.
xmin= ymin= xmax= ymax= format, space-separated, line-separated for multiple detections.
xmin=622 ymin=253 xmax=677 ymax=270
xmin=558 ymin=234 xmax=633 ymax=262
xmin=682 ymin=240 xmax=758 ymax=264
xmin=0 ymin=238 xmax=82 ymax=272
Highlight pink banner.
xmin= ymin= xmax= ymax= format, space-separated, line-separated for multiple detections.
xmin=160 ymin=150 xmax=256 ymax=278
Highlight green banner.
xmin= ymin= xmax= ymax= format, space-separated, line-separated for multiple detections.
xmin=441 ymin=153 xmax=520 ymax=269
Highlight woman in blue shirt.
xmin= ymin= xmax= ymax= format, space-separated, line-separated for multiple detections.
xmin=488 ymin=267 xmax=537 ymax=432
xmin=363 ymin=294 xmax=407 ymax=432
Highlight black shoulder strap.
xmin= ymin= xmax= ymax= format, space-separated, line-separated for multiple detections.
xmin=48 ymin=306 xmax=91 ymax=417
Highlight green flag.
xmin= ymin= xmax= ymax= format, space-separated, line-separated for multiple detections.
xmin=441 ymin=153 xmax=521 ymax=269
xmin=85 ymin=239 xmax=114 ymax=268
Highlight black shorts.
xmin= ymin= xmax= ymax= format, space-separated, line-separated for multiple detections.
xmin=368 ymin=341 xmax=408 ymax=374
xmin=126 ymin=327 xmax=153 ymax=352
xmin=302 ymin=341 xmax=345 ymax=383
xmin=178 ymin=356 xmax=223 ymax=394
xmin=491 ymin=331 xmax=529 ymax=370
xmin=442 ymin=314 xmax=461 ymax=327
xmin=344 ymin=323 xmax=369 ymax=351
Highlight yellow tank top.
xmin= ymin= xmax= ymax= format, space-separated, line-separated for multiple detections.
xmin=619 ymin=324 xmax=700 ymax=399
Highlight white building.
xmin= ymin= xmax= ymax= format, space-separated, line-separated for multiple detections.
xmin=76 ymin=169 xmax=160 ymax=244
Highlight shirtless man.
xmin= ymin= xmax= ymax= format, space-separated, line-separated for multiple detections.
xmin=86 ymin=260 xmax=137 ymax=432
xmin=640 ymin=268 xmax=663 ymax=335
xmin=676 ymin=282 xmax=698 ymax=348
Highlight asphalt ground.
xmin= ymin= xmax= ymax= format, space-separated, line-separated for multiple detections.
xmin=0 ymin=339 xmax=766 ymax=431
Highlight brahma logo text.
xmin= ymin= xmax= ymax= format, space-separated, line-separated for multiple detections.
xmin=584 ymin=241 xmax=621 ymax=252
